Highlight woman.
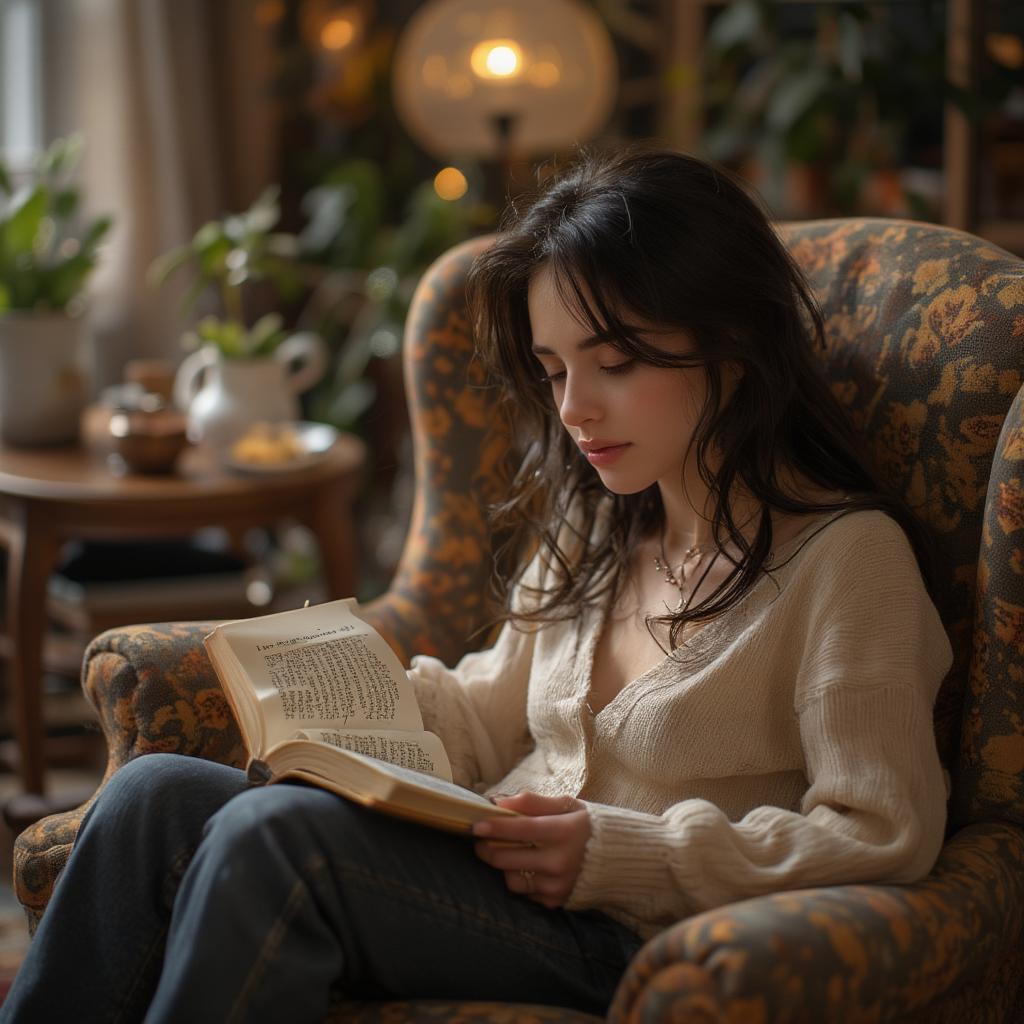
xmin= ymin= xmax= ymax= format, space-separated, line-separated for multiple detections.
xmin=0 ymin=146 xmax=950 ymax=1023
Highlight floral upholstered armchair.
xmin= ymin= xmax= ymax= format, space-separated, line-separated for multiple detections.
xmin=13 ymin=220 xmax=1024 ymax=1023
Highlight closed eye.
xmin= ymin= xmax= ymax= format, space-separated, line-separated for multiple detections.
xmin=602 ymin=359 xmax=635 ymax=376
xmin=538 ymin=358 xmax=636 ymax=385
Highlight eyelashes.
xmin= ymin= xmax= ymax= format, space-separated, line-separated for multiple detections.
xmin=537 ymin=359 xmax=637 ymax=385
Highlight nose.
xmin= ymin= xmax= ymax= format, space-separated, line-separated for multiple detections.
xmin=557 ymin=371 xmax=601 ymax=429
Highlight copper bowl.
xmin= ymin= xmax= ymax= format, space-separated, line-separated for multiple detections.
xmin=107 ymin=409 xmax=191 ymax=474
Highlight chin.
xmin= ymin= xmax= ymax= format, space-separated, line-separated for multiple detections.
xmin=593 ymin=471 xmax=653 ymax=496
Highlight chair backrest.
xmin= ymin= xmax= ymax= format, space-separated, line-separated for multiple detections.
xmin=361 ymin=218 xmax=1024 ymax=834
xmin=779 ymin=219 xmax=1024 ymax=833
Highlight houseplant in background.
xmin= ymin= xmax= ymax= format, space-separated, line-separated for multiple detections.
xmin=0 ymin=134 xmax=112 ymax=444
xmin=292 ymin=159 xmax=493 ymax=586
xmin=700 ymin=0 xmax=950 ymax=219
xmin=151 ymin=186 xmax=328 ymax=450
xmin=296 ymin=157 xmax=493 ymax=436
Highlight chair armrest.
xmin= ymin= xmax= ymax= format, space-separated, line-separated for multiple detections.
xmin=14 ymin=620 xmax=246 ymax=931
xmin=609 ymin=821 xmax=1024 ymax=1024
xmin=81 ymin=621 xmax=245 ymax=767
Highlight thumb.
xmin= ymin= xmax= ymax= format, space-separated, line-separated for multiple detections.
xmin=493 ymin=791 xmax=581 ymax=816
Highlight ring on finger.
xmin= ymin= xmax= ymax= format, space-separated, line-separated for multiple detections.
xmin=519 ymin=868 xmax=536 ymax=892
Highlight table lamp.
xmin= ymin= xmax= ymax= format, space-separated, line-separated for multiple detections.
xmin=391 ymin=0 xmax=618 ymax=165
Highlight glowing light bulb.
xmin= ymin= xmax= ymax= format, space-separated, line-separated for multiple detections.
xmin=470 ymin=39 xmax=523 ymax=80
xmin=486 ymin=46 xmax=518 ymax=76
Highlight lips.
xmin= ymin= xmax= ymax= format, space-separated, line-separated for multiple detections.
xmin=578 ymin=439 xmax=631 ymax=466
xmin=579 ymin=438 xmax=625 ymax=453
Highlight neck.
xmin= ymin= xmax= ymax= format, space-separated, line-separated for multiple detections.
xmin=657 ymin=474 xmax=762 ymax=561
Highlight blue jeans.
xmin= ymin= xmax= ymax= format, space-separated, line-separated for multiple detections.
xmin=0 ymin=753 xmax=643 ymax=1023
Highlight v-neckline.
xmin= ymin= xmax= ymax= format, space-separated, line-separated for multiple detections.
xmin=580 ymin=509 xmax=849 ymax=721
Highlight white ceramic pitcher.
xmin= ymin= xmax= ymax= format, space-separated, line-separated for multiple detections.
xmin=173 ymin=332 xmax=327 ymax=449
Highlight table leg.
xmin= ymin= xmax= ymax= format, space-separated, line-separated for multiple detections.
xmin=6 ymin=502 xmax=59 ymax=795
xmin=310 ymin=480 xmax=358 ymax=599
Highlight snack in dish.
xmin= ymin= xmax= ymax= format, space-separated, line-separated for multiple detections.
xmin=229 ymin=422 xmax=305 ymax=466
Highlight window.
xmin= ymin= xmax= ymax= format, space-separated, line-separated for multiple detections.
xmin=0 ymin=0 xmax=43 ymax=169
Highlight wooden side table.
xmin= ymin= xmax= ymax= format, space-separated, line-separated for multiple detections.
xmin=0 ymin=436 xmax=366 ymax=797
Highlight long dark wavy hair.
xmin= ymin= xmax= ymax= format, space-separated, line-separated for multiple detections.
xmin=467 ymin=144 xmax=933 ymax=648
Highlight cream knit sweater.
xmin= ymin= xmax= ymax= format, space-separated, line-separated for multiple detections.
xmin=408 ymin=509 xmax=952 ymax=939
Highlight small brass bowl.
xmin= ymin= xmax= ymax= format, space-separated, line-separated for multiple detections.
xmin=107 ymin=409 xmax=190 ymax=474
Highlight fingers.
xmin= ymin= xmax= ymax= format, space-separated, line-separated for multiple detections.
xmin=505 ymin=867 xmax=563 ymax=908
xmin=491 ymin=791 xmax=583 ymax=817
xmin=473 ymin=839 xmax=561 ymax=876
xmin=472 ymin=792 xmax=591 ymax=909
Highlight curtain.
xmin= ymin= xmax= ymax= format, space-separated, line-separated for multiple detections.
xmin=43 ymin=0 xmax=278 ymax=386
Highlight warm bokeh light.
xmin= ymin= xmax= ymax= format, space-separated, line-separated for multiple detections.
xmin=434 ymin=166 xmax=468 ymax=201
xmin=527 ymin=61 xmax=560 ymax=88
xmin=254 ymin=0 xmax=285 ymax=27
xmin=986 ymin=32 xmax=1024 ymax=69
xmin=470 ymin=39 xmax=523 ymax=80
xmin=321 ymin=17 xmax=356 ymax=51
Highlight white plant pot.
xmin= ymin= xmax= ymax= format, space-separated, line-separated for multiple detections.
xmin=0 ymin=312 xmax=91 ymax=446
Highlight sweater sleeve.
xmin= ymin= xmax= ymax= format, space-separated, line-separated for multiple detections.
xmin=566 ymin=515 xmax=952 ymax=929
xmin=407 ymin=620 xmax=536 ymax=791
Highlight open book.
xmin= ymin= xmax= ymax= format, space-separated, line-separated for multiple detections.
xmin=204 ymin=598 xmax=517 ymax=833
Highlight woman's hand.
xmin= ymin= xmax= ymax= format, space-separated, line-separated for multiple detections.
xmin=472 ymin=791 xmax=591 ymax=909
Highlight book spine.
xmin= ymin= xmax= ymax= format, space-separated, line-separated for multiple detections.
xmin=246 ymin=759 xmax=273 ymax=785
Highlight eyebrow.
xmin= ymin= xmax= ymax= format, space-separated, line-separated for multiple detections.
xmin=531 ymin=333 xmax=618 ymax=356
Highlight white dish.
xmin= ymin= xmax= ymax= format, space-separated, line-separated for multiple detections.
xmin=223 ymin=421 xmax=339 ymax=474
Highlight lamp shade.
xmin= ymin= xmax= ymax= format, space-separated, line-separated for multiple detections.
xmin=392 ymin=0 xmax=618 ymax=160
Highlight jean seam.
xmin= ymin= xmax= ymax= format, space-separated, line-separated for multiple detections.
xmin=225 ymin=855 xmax=327 ymax=1023
xmin=113 ymin=844 xmax=195 ymax=1022
xmin=334 ymin=859 xmax=627 ymax=970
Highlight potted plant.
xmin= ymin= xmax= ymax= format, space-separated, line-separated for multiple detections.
xmin=151 ymin=188 xmax=327 ymax=449
xmin=0 ymin=134 xmax=112 ymax=444
xmin=700 ymin=0 xmax=949 ymax=218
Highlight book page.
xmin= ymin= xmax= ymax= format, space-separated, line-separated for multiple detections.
xmin=292 ymin=728 xmax=453 ymax=781
xmin=213 ymin=598 xmax=423 ymax=750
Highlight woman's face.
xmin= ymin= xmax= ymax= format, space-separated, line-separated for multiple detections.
xmin=527 ymin=266 xmax=709 ymax=497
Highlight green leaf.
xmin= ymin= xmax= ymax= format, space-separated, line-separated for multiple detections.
xmin=707 ymin=0 xmax=763 ymax=52
xmin=3 ymin=186 xmax=48 ymax=253
xmin=38 ymin=133 xmax=82 ymax=180
xmin=0 ymin=164 xmax=11 ymax=196
xmin=247 ymin=312 xmax=284 ymax=354
xmin=45 ymin=253 xmax=93 ymax=310
xmin=80 ymin=214 xmax=113 ymax=251
xmin=836 ymin=11 xmax=864 ymax=82
xmin=211 ymin=318 xmax=246 ymax=358
xmin=197 ymin=235 xmax=232 ymax=279
xmin=147 ymin=245 xmax=192 ymax=288
xmin=0 ymin=283 xmax=9 ymax=312
xmin=196 ymin=315 xmax=227 ymax=345
xmin=53 ymin=189 xmax=80 ymax=220
xmin=765 ymin=66 xmax=829 ymax=133
xmin=192 ymin=221 xmax=227 ymax=252
xmin=243 ymin=186 xmax=281 ymax=236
